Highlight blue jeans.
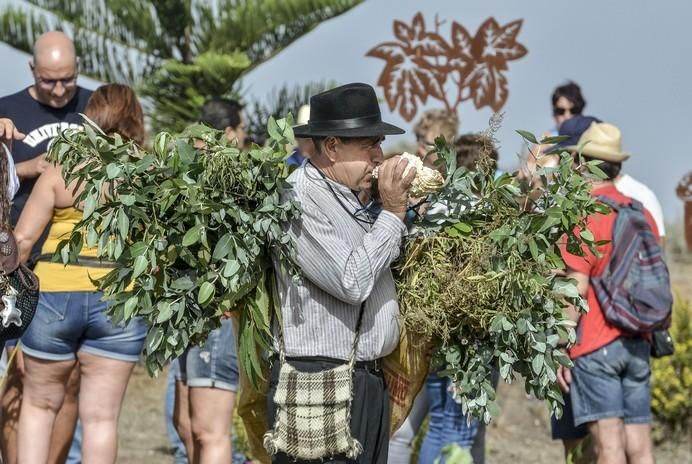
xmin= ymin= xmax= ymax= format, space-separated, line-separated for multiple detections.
xmin=418 ymin=373 xmax=480 ymax=464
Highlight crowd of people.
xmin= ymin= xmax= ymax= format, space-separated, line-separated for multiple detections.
xmin=0 ymin=30 xmax=672 ymax=464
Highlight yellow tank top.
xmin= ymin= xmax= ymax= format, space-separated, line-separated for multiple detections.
xmin=33 ymin=207 xmax=114 ymax=292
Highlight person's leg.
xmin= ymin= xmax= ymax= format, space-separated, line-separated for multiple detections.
xmin=440 ymin=383 xmax=480 ymax=458
xmin=388 ymin=387 xmax=429 ymax=463
xmin=188 ymin=387 xmax=235 ymax=464
xmin=184 ymin=319 xmax=240 ymax=464
xmin=66 ymin=420 xmax=82 ymax=464
xmin=623 ymin=424 xmax=654 ymax=464
xmin=77 ymin=351 xmax=136 ymax=464
xmin=48 ymin=363 xmax=80 ymax=464
xmin=551 ymin=391 xmax=589 ymax=464
xmin=586 ymin=418 xmax=627 ymax=464
xmin=418 ymin=373 xmax=449 ymax=464
xmin=571 ymin=339 xmax=633 ymax=464
xmin=1 ymin=347 xmax=23 ymax=464
xmin=621 ymin=338 xmax=654 ymax=464
xmin=17 ymin=354 xmax=76 ymax=464
xmin=166 ymin=360 xmax=188 ymax=463
xmin=174 ymin=380 xmax=194 ymax=459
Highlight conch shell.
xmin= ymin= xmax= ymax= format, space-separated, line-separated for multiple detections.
xmin=372 ymin=152 xmax=444 ymax=197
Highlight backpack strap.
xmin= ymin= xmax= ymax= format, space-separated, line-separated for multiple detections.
xmin=596 ymin=195 xmax=621 ymax=211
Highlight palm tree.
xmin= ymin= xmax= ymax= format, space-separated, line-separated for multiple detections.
xmin=0 ymin=0 xmax=361 ymax=131
xmin=1 ymin=0 xmax=362 ymax=83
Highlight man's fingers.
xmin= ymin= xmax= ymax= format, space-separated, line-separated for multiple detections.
xmin=12 ymin=128 xmax=25 ymax=141
xmin=389 ymin=155 xmax=407 ymax=182
xmin=402 ymin=164 xmax=416 ymax=187
xmin=556 ymin=366 xmax=571 ymax=393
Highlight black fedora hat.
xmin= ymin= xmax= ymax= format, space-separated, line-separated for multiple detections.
xmin=293 ymin=83 xmax=404 ymax=138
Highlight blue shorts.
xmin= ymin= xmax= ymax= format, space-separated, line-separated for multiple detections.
xmin=178 ymin=318 xmax=239 ymax=392
xmin=20 ymin=291 xmax=147 ymax=363
xmin=570 ymin=337 xmax=651 ymax=427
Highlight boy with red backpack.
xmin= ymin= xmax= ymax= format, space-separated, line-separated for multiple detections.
xmin=555 ymin=122 xmax=672 ymax=464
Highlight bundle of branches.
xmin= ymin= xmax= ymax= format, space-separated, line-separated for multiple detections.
xmin=396 ymin=125 xmax=609 ymax=422
xmin=48 ymin=116 xmax=300 ymax=380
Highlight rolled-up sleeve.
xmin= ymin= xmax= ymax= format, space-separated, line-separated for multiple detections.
xmin=292 ymin=201 xmax=406 ymax=305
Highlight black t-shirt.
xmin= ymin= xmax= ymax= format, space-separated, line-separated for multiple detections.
xmin=0 ymin=86 xmax=92 ymax=224
xmin=0 ymin=86 xmax=92 ymax=266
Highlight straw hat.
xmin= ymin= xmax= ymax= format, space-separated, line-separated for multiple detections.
xmin=564 ymin=122 xmax=630 ymax=162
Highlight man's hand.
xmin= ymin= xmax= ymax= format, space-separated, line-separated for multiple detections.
xmin=377 ymin=156 xmax=416 ymax=221
xmin=16 ymin=154 xmax=51 ymax=179
xmin=0 ymin=118 xmax=25 ymax=152
xmin=557 ymin=364 xmax=572 ymax=393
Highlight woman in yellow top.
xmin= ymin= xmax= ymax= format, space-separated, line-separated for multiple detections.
xmin=14 ymin=84 xmax=147 ymax=464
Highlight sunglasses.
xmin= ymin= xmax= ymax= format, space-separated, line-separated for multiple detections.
xmin=553 ymin=106 xmax=579 ymax=117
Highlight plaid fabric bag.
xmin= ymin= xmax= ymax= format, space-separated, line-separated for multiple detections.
xmin=263 ymin=303 xmax=366 ymax=461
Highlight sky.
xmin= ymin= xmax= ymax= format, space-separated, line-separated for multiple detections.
xmin=1 ymin=0 xmax=691 ymax=221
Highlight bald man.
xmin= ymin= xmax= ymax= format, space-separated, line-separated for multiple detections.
xmin=0 ymin=31 xmax=91 ymax=464
xmin=0 ymin=31 xmax=92 ymax=230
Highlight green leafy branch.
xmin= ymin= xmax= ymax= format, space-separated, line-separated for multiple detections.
xmin=396 ymin=128 xmax=607 ymax=422
xmin=48 ymin=116 xmax=300 ymax=377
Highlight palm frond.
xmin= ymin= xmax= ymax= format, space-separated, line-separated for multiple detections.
xmin=204 ymin=0 xmax=363 ymax=62
xmin=140 ymin=51 xmax=251 ymax=133
xmin=0 ymin=1 xmax=161 ymax=84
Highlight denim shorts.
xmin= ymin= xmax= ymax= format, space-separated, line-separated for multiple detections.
xmin=178 ymin=318 xmax=239 ymax=392
xmin=20 ymin=291 xmax=147 ymax=363
xmin=571 ymin=336 xmax=651 ymax=427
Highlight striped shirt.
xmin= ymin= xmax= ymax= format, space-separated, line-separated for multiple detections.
xmin=272 ymin=162 xmax=406 ymax=361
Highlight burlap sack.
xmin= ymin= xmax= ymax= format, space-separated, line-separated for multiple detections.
xmin=237 ymin=323 xmax=430 ymax=463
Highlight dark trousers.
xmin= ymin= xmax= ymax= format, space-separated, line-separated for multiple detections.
xmin=266 ymin=356 xmax=390 ymax=464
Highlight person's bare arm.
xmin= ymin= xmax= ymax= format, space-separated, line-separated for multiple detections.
xmin=14 ymin=167 xmax=60 ymax=262
xmin=15 ymin=154 xmax=51 ymax=179
xmin=556 ymin=269 xmax=589 ymax=393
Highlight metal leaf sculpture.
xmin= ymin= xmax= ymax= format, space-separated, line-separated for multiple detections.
xmin=367 ymin=13 xmax=528 ymax=121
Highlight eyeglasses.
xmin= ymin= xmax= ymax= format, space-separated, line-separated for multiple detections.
xmin=35 ymin=74 xmax=78 ymax=91
xmin=553 ymin=106 xmax=579 ymax=117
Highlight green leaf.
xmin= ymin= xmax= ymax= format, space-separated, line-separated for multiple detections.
xmin=182 ymin=225 xmax=202 ymax=247
xmin=197 ymin=281 xmax=215 ymax=306
xmin=124 ymin=295 xmax=139 ymax=319
xmin=532 ymin=354 xmax=544 ymax=375
xmin=171 ymin=276 xmax=194 ymax=290
xmin=132 ymin=255 xmax=148 ymax=279
xmin=516 ymin=130 xmax=538 ymax=144
xmin=212 ymin=233 xmax=233 ymax=260
xmin=106 ymin=163 xmax=121 ymax=179
xmin=146 ymin=327 xmax=164 ymax=353
xmin=82 ymin=195 xmax=98 ymax=220
xmin=117 ymin=209 xmax=130 ymax=239
xmin=155 ymin=302 xmax=174 ymax=323
xmin=579 ymin=229 xmax=594 ymax=241
xmin=120 ymin=194 xmax=136 ymax=206
xmin=553 ymin=279 xmax=580 ymax=299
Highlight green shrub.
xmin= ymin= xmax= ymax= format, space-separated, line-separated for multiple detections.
xmin=651 ymin=292 xmax=692 ymax=434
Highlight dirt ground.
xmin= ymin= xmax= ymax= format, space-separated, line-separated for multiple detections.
xmin=116 ymin=255 xmax=692 ymax=463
